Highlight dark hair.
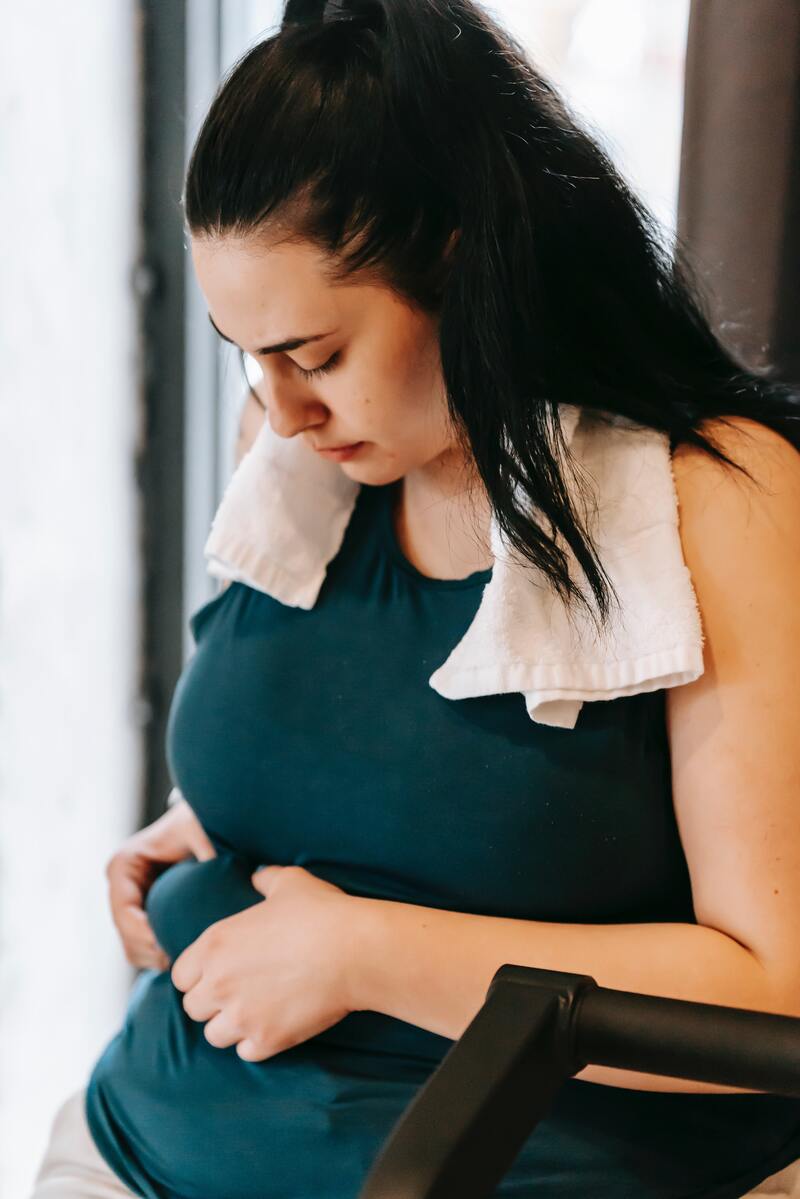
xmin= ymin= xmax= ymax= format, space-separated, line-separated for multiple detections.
xmin=183 ymin=0 xmax=800 ymax=633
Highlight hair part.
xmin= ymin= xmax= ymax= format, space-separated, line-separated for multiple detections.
xmin=183 ymin=0 xmax=800 ymax=636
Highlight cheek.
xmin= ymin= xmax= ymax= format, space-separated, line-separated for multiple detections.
xmin=345 ymin=316 xmax=443 ymax=439
xmin=377 ymin=349 xmax=442 ymax=428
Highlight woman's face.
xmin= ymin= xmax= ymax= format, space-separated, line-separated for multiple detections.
xmin=190 ymin=232 xmax=464 ymax=486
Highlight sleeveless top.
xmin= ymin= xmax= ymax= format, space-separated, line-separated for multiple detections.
xmin=84 ymin=478 xmax=800 ymax=1198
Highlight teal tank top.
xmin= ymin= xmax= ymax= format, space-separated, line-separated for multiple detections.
xmin=85 ymin=478 xmax=800 ymax=1198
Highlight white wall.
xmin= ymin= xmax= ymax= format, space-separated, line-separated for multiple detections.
xmin=0 ymin=4 xmax=143 ymax=1194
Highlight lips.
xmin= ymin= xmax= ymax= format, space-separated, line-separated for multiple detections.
xmin=315 ymin=441 xmax=365 ymax=461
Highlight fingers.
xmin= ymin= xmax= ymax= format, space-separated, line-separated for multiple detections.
xmin=106 ymin=852 xmax=145 ymax=927
xmin=189 ymin=831 xmax=218 ymax=862
xmin=124 ymin=907 xmax=171 ymax=971
xmin=105 ymin=801 xmax=216 ymax=971
xmin=106 ymin=853 xmax=170 ymax=971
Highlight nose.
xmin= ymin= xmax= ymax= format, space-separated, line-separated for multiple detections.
xmin=258 ymin=372 xmax=326 ymax=440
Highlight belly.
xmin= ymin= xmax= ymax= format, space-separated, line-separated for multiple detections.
xmin=85 ymin=854 xmax=444 ymax=1198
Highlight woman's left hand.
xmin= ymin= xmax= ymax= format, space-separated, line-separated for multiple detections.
xmin=170 ymin=864 xmax=363 ymax=1062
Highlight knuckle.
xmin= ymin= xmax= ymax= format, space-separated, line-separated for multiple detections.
xmin=204 ymin=928 xmax=222 ymax=953
xmin=226 ymin=1000 xmax=243 ymax=1027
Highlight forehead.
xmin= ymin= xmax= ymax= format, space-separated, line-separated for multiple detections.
xmin=190 ymin=233 xmax=339 ymax=345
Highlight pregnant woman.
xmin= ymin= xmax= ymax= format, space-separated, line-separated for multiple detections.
xmin=32 ymin=1 xmax=800 ymax=1196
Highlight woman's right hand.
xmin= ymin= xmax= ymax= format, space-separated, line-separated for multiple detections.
xmin=105 ymin=788 xmax=218 ymax=971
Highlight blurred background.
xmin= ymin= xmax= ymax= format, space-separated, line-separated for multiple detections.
xmin=2 ymin=1 xmax=797 ymax=1193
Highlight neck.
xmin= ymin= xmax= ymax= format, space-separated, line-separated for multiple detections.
xmin=397 ymin=449 xmax=494 ymax=577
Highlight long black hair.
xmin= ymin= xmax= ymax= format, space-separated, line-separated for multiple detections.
xmin=182 ymin=0 xmax=800 ymax=632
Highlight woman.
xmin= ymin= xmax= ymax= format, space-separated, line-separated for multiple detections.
xmin=32 ymin=1 xmax=800 ymax=1196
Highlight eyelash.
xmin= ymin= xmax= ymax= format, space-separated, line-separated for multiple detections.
xmin=293 ymin=350 xmax=341 ymax=380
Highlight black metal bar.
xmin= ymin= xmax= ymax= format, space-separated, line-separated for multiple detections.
xmin=575 ymin=986 xmax=800 ymax=1095
xmin=359 ymin=965 xmax=800 ymax=1199
xmin=360 ymin=966 xmax=594 ymax=1199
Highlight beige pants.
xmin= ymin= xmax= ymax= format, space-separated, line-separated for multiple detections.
xmin=30 ymin=1085 xmax=800 ymax=1198
xmin=30 ymin=1089 xmax=137 ymax=1198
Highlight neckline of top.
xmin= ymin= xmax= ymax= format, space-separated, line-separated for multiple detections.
xmin=373 ymin=479 xmax=494 ymax=591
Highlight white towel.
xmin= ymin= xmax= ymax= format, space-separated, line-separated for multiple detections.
xmin=202 ymin=400 xmax=705 ymax=729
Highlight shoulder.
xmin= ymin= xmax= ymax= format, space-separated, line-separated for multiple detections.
xmin=669 ymin=415 xmax=800 ymax=603
xmin=664 ymin=416 xmax=800 ymax=1007
xmin=671 ymin=414 xmax=800 ymax=515
xmin=668 ymin=413 xmax=800 ymax=677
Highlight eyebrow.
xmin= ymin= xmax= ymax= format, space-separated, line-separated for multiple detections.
xmin=207 ymin=313 xmax=334 ymax=356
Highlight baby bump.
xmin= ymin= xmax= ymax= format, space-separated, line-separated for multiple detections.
xmin=87 ymin=970 xmax=422 ymax=1199
xmin=87 ymin=852 xmax=420 ymax=1196
xmin=146 ymin=851 xmax=453 ymax=1060
xmin=145 ymin=849 xmax=263 ymax=961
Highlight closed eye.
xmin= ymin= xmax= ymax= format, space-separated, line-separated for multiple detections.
xmin=293 ymin=350 xmax=341 ymax=381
